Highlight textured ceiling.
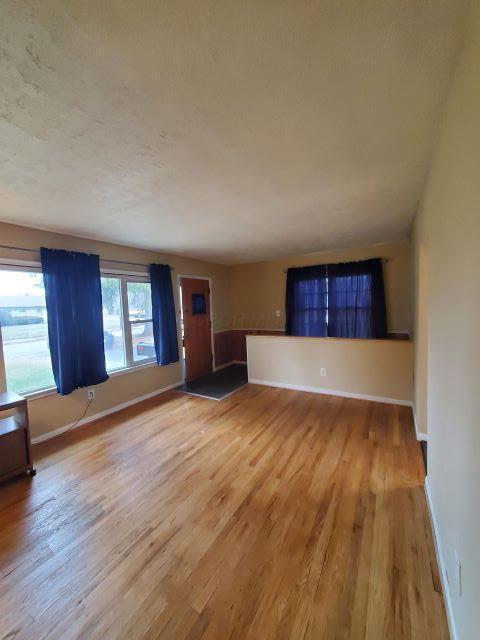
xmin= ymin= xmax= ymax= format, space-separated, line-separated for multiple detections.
xmin=0 ymin=1 xmax=467 ymax=264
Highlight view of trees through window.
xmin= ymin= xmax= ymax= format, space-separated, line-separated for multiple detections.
xmin=101 ymin=277 xmax=126 ymax=371
xmin=127 ymin=281 xmax=154 ymax=363
xmin=101 ymin=276 xmax=155 ymax=372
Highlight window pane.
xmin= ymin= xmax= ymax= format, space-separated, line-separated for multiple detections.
xmin=101 ymin=277 xmax=126 ymax=371
xmin=131 ymin=321 xmax=155 ymax=362
xmin=0 ymin=270 xmax=55 ymax=394
xmin=127 ymin=281 xmax=152 ymax=321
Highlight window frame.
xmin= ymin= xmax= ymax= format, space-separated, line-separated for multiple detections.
xmin=0 ymin=263 xmax=55 ymax=397
xmin=102 ymin=272 xmax=156 ymax=373
xmin=0 ymin=262 xmax=158 ymax=400
xmin=123 ymin=274 xmax=155 ymax=369
xmin=288 ymin=267 xmax=378 ymax=339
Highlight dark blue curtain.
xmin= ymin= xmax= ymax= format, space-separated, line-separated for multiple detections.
xmin=40 ymin=247 xmax=108 ymax=395
xmin=149 ymin=264 xmax=179 ymax=365
xmin=285 ymin=265 xmax=328 ymax=336
xmin=327 ymin=259 xmax=387 ymax=339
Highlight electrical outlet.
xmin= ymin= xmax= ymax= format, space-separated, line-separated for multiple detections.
xmin=454 ymin=550 xmax=462 ymax=597
xmin=320 ymin=368 xmax=327 ymax=377
xmin=275 ymin=310 xmax=281 ymax=317
xmin=87 ymin=388 xmax=95 ymax=400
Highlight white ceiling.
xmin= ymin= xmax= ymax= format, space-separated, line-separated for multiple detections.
xmin=0 ymin=1 xmax=467 ymax=264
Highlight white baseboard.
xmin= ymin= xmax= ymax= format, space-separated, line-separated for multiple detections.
xmin=214 ymin=360 xmax=247 ymax=372
xmin=413 ymin=408 xmax=429 ymax=441
xmin=31 ymin=381 xmax=182 ymax=444
xmin=248 ymin=378 xmax=412 ymax=407
xmin=213 ymin=362 xmax=233 ymax=372
xmin=424 ymin=477 xmax=458 ymax=640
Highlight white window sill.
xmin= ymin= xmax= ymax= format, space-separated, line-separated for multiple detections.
xmin=108 ymin=359 xmax=157 ymax=378
xmin=22 ymin=360 xmax=160 ymax=401
xmin=23 ymin=386 xmax=58 ymax=401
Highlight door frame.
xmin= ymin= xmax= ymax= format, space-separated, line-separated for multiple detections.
xmin=177 ymin=274 xmax=215 ymax=382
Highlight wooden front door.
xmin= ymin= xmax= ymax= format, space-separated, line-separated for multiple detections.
xmin=181 ymin=278 xmax=213 ymax=382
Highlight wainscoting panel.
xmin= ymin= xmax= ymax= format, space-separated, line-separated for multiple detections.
xmin=214 ymin=329 xmax=284 ymax=368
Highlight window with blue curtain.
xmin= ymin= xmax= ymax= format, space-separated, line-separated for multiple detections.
xmin=327 ymin=259 xmax=387 ymax=339
xmin=285 ymin=265 xmax=328 ymax=337
xmin=149 ymin=263 xmax=179 ymax=365
xmin=285 ymin=259 xmax=387 ymax=339
xmin=40 ymin=247 xmax=109 ymax=395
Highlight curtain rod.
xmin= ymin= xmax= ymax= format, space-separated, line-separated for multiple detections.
xmin=0 ymin=244 xmax=174 ymax=270
xmin=283 ymin=258 xmax=389 ymax=273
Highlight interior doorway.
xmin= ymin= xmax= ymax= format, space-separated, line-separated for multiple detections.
xmin=179 ymin=276 xmax=213 ymax=382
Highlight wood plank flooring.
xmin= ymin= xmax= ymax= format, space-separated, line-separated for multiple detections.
xmin=0 ymin=385 xmax=448 ymax=639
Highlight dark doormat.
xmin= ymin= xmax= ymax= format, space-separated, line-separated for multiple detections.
xmin=176 ymin=364 xmax=248 ymax=400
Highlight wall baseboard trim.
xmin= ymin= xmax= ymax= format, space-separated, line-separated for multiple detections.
xmin=31 ymin=381 xmax=183 ymax=445
xmin=214 ymin=360 xmax=247 ymax=372
xmin=248 ymin=378 xmax=412 ymax=407
xmin=214 ymin=362 xmax=234 ymax=372
xmin=424 ymin=477 xmax=458 ymax=640
xmin=413 ymin=409 xmax=429 ymax=441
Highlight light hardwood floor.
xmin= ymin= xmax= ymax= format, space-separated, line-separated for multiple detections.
xmin=0 ymin=385 xmax=447 ymax=640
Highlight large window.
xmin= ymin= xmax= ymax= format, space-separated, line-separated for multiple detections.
xmin=285 ymin=259 xmax=387 ymax=339
xmin=0 ymin=269 xmax=156 ymax=397
xmin=101 ymin=274 xmax=156 ymax=372
xmin=0 ymin=268 xmax=55 ymax=394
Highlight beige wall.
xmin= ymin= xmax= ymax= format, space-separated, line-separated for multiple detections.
xmin=247 ymin=335 xmax=413 ymax=404
xmin=0 ymin=221 xmax=231 ymax=438
xmin=411 ymin=3 xmax=480 ymax=637
xmin=411 ymin=232 xmax=430 ymax=436
xmin=230 ymin=241 xmax=411 ymax=333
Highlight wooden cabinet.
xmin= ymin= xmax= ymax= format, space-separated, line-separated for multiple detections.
xmin=0 ymin=392 xmax=35 ymax=483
